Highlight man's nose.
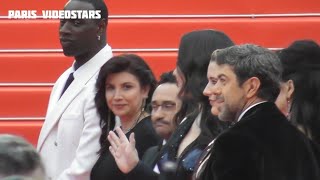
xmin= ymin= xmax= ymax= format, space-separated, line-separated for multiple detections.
xmin=203 ymin=83 xmax=211 ymax=97
xmin=59 ymin=21 xmax=71 ymax=35
xmin=152 ymin=108 xmax=165 ymax=119
xmin=204 ymin=83 xmax=222 ymax=96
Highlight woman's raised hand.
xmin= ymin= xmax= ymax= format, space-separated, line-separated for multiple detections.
xmin=108 ymin=127 xmax=140 ymax=174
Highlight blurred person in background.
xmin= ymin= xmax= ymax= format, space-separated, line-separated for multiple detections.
xmin=0 ymin=134 xmax=45 ymax=180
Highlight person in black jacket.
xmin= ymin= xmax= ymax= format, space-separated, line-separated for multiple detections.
xmin=194 ymin=44 xmax=320 ymax=180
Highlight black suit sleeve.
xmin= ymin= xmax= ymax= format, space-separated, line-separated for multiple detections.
xmin=142 ymin=146 xmax=159 ymax=167
xmin=203 ymin=132 xmax=263 ymax=180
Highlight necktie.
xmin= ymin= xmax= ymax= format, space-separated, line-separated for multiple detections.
xmin=60 ymin=72 xmax=74 ymax=98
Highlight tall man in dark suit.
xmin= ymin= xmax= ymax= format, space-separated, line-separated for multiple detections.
xmin=195 ymin=44 xmax=320 ymax=180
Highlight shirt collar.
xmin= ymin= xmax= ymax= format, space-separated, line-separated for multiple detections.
xmin=237 ymin=101 xmax=267 ymax=122
xmin=72 ymin=44 xmax=111 ymax=78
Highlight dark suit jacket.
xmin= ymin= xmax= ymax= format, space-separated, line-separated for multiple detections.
xmin=142 ymin=142 xmax=163 ymax=168
xmin=198 ymin=102 xmax=320 ymax=180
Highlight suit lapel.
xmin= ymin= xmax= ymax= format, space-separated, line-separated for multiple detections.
xmin=37 ymin=45 xmax=112 ymax=150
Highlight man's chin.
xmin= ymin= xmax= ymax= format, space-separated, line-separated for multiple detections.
xmin=211 ymin=107 xmax=220 ymax=116
xmin=62 ymin=51 xmax=75 ymax=57
xmin=61 ymin=47 xmax=77 ymax=57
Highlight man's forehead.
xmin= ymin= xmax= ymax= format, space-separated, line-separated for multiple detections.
xmin=208 ymin=61 xmax=233 ymax=76
xmin=64 ymin=0 xmax=95 ymax=10
xmin=151 ymin=99 xmax=176 ymax=104
xmin=152 ymin=86 xmax=179 ymax=102
xmin=153 ymin=84 xmax=179 ymax=96
xmin=152 ymin=92 xmax=178 ymax=102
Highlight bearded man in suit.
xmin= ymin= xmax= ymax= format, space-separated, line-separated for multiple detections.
xmin=194 ymin=44 xmax=320 ymax=180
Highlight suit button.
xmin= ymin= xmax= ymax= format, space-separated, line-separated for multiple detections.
xmin=54 ymin=141 xmax=58 ymax=146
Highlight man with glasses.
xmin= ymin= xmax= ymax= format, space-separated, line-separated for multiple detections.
xmin=141 ymin=72 xmax=182 ymax=169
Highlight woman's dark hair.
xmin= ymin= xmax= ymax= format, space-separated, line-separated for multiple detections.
xmin=278 ymin=40 xmax=320 ymax=143
xmin=95 ymin=54 xmax=157 ymax=154
xmin=175 ymin=29 xmax=235 ymax=137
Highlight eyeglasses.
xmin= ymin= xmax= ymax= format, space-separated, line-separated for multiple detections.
xmin=150 ymin=102 xmax=176 ymax=112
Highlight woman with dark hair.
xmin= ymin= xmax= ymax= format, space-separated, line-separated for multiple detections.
xmin=108 ymin=30 xmax=234 ymax=180
xmin=90 ymin=54 xmax=160 ymax=180
xmin=275 ymin=40 xmax=320 ymax=144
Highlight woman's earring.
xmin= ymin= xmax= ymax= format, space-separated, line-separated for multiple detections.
xmin=107 ymin=109 xmax=111 ymax=132
xmin=286 ymin=100 xmax=291 ymax=119
xmin=97 ymin=35 xmax=101 ymax=41
xmin=141 ymin=99 xmax=146 ymax=112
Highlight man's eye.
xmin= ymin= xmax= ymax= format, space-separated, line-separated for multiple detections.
xmin=60 ymin=20 xmax=66 ymax=26
xmin=151 ymin=104 xmax=159 ymax=110
xmin=210 ymin=80 xmax=217 ymax=85
xmin=163 ymin=103 xmax=175 ymax=110
xmin=74 ymin=20 xmax=81 ymax=25
xmin=219 ymin=78 xmax=227 ymax=85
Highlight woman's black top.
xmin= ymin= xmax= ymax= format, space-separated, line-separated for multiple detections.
xmin=90 ymin=116 xmax=161 ymax=180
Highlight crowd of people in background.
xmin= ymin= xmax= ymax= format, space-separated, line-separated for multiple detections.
xmin=2 ymin=0 xmax=320 ymax=180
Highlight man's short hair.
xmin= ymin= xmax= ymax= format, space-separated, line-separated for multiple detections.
xmin=0 ymin=135 xmax=44 ymax=178
xmin=71 ymin=0 xmax=108 ymax=24
xmin=158 ymin=71 xmax=177 ymax=85
xmin=211 ymin=44 xmax=282 ymax=102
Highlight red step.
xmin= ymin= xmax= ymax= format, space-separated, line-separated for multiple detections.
xmin=0 ymin=17 xmax=319 ymax=49
xmin=0 ymin=120 xmax=43 ymax=146
xmin=0 ymin=87 xmax=51 ymax=117
xmin=0 ymin=52 xmax=177 ymax=83
xmin=1 ymin=0 xmax=319 ymax=15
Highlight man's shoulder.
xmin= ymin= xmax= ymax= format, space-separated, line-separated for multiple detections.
xmin=215 ymin=126 xmax=257 ymax=147
xmin=142 ymin=145 xmax=160 ymax=167
xmin=144 ymin=146 xmax=160 ymax=156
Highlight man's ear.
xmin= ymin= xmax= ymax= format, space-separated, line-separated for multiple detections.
xmin=96 ymin=19 xmax=106 ymax=37
xmin=286 ymin=79 xmax=295 ymax=100
xmin=243 ymin=77 xmax=261 ymax=99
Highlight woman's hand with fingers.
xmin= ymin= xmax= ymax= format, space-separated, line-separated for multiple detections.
xmin=108 ymin=127 xmax=140 ymax=174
